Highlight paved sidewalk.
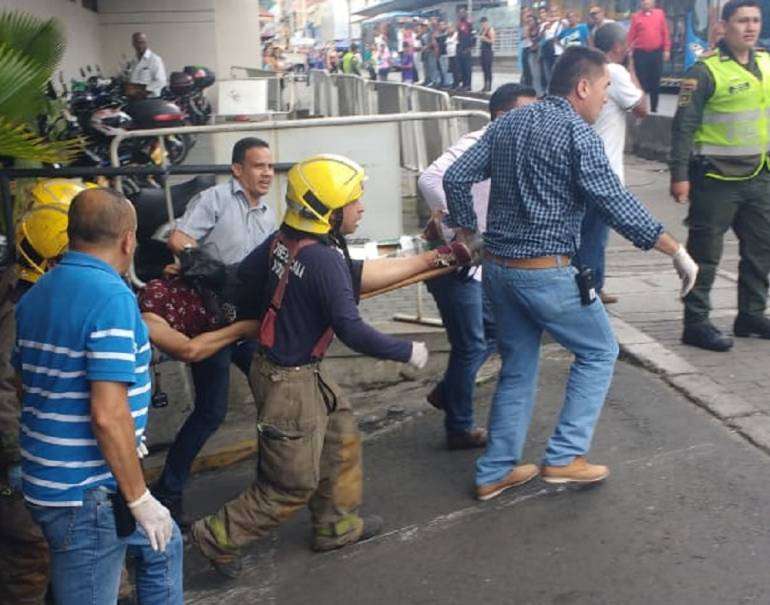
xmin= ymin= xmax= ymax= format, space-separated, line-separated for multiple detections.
xmin=604 ymin=155 xmax=770 ymax=451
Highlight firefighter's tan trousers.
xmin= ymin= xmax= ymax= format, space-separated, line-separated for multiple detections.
xmin=192 ymin=355 xmax=364 ymax=561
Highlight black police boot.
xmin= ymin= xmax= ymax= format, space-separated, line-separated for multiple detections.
xmin=681 ymin=321 xmax=734 ymax=352
xmin=734 ymin=313 xmax=770 ymax=339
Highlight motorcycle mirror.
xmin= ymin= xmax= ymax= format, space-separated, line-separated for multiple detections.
xmin=80 ymin=67 xmax=86 ymax=77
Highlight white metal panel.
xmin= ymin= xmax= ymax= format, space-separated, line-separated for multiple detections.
xmin=212 ymin=122 xmax=402 ymax=240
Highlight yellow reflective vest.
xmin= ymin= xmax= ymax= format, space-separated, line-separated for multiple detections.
xmin=693 ymin=50 xmax=770 ymax=179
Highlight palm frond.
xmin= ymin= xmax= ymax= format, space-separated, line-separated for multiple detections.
xmin=0 ymin=10 xmax=65 ymax=74
xmin=0 ymin=44 xmax=46 ymax=118
xmin=0 ymin=116 xmax=82 ymax=163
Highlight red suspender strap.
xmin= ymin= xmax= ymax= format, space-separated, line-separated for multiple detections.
xmin=258 ymin=234 xmax=335 ymax=359
xmin=310 ymin=327 xmax=334 ymax=359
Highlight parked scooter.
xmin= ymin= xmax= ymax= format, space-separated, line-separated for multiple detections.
xmin=164 ymin=65 xmax=216 ymax=126
xmin=41 ymin=67 xmax=193 ymax=194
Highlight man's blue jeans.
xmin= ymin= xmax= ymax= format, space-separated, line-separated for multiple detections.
xmin=477 ymin=261 xmax=619 ymax=487
xmin=158 ymin=340 xmax=256 ymax=495
xmin=577 ymin=204 xmax=610 ymax=292
xmin=425 ymin=53 xmax=440 ymax=85
xmin=427 ymin=272 xmax=496 ymax=434
xmin=439 ymin=55 xmax=452 ymax=87
xmin=28 ymin=488 xmax=183 ymax=604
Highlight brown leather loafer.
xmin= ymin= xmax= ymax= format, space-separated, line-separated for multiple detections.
xmin=476 ymin=464 xmax=539 ymax=501
xmin=600 ymin=291 xmax=619 ymax=304
xmin=541 ymin=456 xmax=609 ymax=484
xmin=447 ymin=427 xmax=487 ymax=450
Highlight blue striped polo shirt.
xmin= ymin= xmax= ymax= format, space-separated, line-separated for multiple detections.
xmin=12 ymin=251 xmax=151 ymax=507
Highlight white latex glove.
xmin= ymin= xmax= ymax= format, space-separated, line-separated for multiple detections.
xmin=136 ymin=436 xmax=148 ymax=459
xmin=409 ymin=342 xmax=429 ymax=369
xmin=673 ymin=246 xmax=698 ymax=298
xmin=128 ymin=489 xmax=173 ymax=552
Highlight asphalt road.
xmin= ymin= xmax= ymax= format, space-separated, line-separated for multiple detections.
xmin=181 ymin=347 xmax=770 ymax=605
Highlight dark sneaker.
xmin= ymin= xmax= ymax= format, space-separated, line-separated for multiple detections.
xmin=447 ymin=427 xmax=488 ymax=450
xmin=426 ymin=384 xmax=444 ymax=410
xmin=682 ymin=321 xmax=734 ymax=352
xmin=734 ymin=313 xmax=770 ymax=339
xmin=188 ymin=521 xmax=243 ymax=579
xmin=313 ymin=515 xmax=384 ymax=552
xmin=541 ymin=456 xmax=609 ymax=485
xmin=476 ymin=464 xmax=539 ymax=501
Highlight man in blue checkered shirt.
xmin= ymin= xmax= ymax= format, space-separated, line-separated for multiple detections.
xmin=443 ymin=46 xmax=699 ymax=501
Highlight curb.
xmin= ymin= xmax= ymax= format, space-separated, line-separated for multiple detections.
xmin=609 ymin=315 xmax=770 ymax=454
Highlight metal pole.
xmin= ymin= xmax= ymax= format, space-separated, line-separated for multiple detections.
xmin=108 ymin=109 xmax=490 ymax=168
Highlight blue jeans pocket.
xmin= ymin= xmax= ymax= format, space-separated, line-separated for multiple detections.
xmin=28 ymin=505 xmax=79 ymax=552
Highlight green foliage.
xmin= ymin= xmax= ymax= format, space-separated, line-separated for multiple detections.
xmin=0 ymin=9 xmax=80 ymax=162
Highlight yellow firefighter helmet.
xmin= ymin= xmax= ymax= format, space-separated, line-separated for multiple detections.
xmin=283 ymin=154 xmax=365 ymax=235
xmin=15 ymin=179 xmax=95 ymax=283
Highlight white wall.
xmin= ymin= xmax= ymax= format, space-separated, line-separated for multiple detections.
xmin=213 ymin=0 xmax=261 ymax=76
xmin=98 ymin=0 xmax=217 ymax=77
xmin=0 ymin=0 xmax=102 ymax=81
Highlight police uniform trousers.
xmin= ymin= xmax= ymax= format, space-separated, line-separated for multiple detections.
xmin=192 ymin=353 xmax=364 ymax=561
xmin=684 ymin=167 xmax=770 ymax=324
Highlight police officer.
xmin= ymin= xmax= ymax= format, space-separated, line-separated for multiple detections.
xmin=670 ymin=0 xmax=770 ymax=351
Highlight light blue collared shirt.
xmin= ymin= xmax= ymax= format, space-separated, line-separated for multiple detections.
xmin=175 ymin=178 xmax=277 ymax=265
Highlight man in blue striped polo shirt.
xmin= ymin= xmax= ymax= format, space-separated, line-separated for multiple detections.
xmin=13 ymin=188 xmax=183 ymax=604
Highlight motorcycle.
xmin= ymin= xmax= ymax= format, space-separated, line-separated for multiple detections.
xmin=41 ymin=67 xmax=193 ymax=194
xmin=164 ymin=65 xmax=216 ymax=126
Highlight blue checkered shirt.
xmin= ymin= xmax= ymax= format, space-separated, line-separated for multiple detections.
xmin=443 ymin=95 xmax=663 ymax=259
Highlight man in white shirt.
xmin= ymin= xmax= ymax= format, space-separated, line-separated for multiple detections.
xmin=126 ymin=32 xmax=167 ymax=97
xmin=578 ymin=21 xmax=648 ymax=303
xmin=417 ymin=83 xmax=537 ymax=450
xmin=588 ymin=5 xmax=616 ymax=45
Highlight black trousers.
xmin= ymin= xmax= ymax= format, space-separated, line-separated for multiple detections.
xmin=481 ymin=48 xmax=493 ymax=91
xmin=449 ymin=56 xmax=461 ymax=87
xmin=684 ymin=169 xmax=770 ymax=324
xmin=520 ymin=47 xmax=533 ymax=87
xmin=633 ymin=49 xmax=663 ymax=112
xmin=457 ymin=50 xmax=472 ymax=88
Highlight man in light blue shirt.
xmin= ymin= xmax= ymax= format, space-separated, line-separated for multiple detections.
xmin=155 ymin=138 xmax=276 ymax=522
xmin=14 ymin=188 xmax=182 ymax=604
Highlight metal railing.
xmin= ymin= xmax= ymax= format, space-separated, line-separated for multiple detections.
xmin=363 ymin=80 xmax=419 ymax=171
xmin=451 ymin=96 xmax=490 ymax=139
xmin=330 ymin=73 xmax=370 ymax=116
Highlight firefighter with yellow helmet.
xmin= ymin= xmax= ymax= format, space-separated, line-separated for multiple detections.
xmin=1 ymin=178 xmax=93 ymax=602
xmin=670 ymin=0 xmax=770 ymax=351
xmin=190 ymin=154 xmax=475 ymax=577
